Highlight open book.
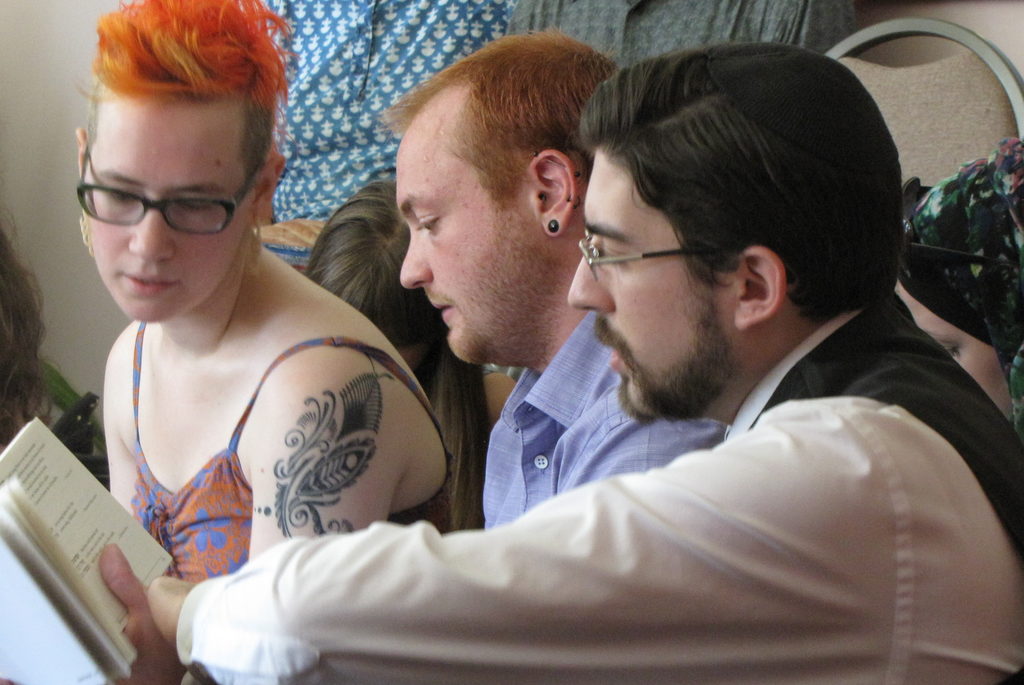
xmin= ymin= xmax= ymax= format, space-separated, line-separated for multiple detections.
xmin=0 ymin=418 xmax=170 ymax=685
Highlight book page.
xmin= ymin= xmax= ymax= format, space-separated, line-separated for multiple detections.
xmin=0 ymin=525 xmax=112 ymax=685
xmin=0 ymin=418 xmax=170 ymax=677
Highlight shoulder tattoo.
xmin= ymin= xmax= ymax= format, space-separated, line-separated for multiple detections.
xmin=271 ymin=367 xmax=393 ymax=537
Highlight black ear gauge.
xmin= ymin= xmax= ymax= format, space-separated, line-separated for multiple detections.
xmin=547 ymin=219 xmax=560 ymax=234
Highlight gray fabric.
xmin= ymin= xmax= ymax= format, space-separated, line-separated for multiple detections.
xmin=509 ymin=0 xmax=856 ymax=65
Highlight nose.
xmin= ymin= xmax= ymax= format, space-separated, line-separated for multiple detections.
xmin=400 ymin=229 xmax=432 ymax=290
xmin=568 ymin=257 xmax=613 ymax=312
xmin=128 ymin=209 xmax=175 ymax=261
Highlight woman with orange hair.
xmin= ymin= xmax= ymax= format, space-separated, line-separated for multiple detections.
xmin=77 ymin=0 xmax=448 ymax=583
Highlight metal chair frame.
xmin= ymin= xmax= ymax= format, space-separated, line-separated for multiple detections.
xmin=826 ymin=17 xmax=1024 ymax=135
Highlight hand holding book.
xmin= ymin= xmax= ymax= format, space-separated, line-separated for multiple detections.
xmin=99 ymin=544 xmax=188 ymax=685
xmin=0 ymin=419 xmax=170 ymax=685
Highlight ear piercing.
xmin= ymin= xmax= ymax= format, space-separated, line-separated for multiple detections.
xmin=547 ymin=219 xmax=560 ymax=234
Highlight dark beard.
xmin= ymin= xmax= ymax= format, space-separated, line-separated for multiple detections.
xmin=594 ymin=305 xmax=732 ymax=423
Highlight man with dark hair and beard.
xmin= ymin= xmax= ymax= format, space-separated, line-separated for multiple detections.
xmin=107 ymin=43 xmax=1024 ymax=684
xmin=567 ymin=42 xmax=1024 ymax=681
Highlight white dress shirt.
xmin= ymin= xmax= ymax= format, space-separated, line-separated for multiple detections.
xmin=178 ymin=395 xmax=1024 ymax=683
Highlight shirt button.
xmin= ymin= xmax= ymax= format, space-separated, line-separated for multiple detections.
xmin=533 ymin=454 xmax=549 ymax=470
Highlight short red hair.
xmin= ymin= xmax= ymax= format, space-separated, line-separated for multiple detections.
xmin=386 ymin=31 xmax=616 ymax=206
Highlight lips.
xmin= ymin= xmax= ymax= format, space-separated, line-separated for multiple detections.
xmin=124 ymin=273 xmax=177 ymax=296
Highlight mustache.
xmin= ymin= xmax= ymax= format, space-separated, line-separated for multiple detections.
xmin=593 ymin=315 xmax=621 ymax=348
xmin=594 ymin=316 xmax=637 ymax=371
xmin=424 ymin=289 xmax=452 ymax=310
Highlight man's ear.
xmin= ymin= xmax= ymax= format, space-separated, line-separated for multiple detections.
xmin=528 ymin=149 xmax=583 ymax=237
xmin=728 ymin=245 xmax=789 ymax=331
xmin=75 ymin=128 xmax=88 ymax=174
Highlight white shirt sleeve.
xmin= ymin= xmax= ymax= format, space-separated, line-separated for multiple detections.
xmin=178 ymin=397 xmax=1024 ymax=685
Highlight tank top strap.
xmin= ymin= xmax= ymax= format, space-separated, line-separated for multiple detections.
xmin=226 ymin=336 xmax=441 ymax=453
xmin=334 ymin=338 xmax=436 ymax=421
xmin=131 ymin=322 xmax=147 ymax=458
xmin=331 ymin=338 xmax=451 ymax=473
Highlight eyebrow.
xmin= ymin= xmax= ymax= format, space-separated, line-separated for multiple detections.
xmin=86 ymin=157 xmax=235 ymax=197
xmin=95 ymin=171 xmax=232 ymax=197
xmin=398 ymin=196 xmax=417 ymax=221
xmin=584 ymin=220 xmax=631 ymax=244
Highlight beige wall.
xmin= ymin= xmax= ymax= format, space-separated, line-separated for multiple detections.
xmin=0 ymin=0 xmax=123 ymax=401
xmin=0 ymin=0 xmax=1021 ymax=413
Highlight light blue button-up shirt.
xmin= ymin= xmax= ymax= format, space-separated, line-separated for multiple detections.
xmin=483 ymin=312 xmax=726 ymax=527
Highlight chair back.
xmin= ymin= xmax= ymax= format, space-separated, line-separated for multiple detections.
xmin=827 ymin=17 xmax=1024 ymax=185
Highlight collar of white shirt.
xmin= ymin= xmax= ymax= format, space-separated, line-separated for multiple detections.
xmin=727 ymin=309 xmax=860 ymax=439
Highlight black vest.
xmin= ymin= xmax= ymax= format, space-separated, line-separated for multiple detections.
xmin=765 ymin=297 xmax=1024 ymax=557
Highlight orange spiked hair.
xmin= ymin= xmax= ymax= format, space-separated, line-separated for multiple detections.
xmin=94 ymin=0 xmax=288 ymax=109
xmin=89 ymin=0 xmax=289 ymax=177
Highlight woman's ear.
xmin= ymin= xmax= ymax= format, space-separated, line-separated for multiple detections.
xmin=529 ymin=149 xmax=582 ymax=237
xmin=75 ymin=128 xmax=88 ymax=174
xmin=728 ymin=245 xmax=789 ymax=331
xmin=252 ymin=147 xmax=285 ymax=225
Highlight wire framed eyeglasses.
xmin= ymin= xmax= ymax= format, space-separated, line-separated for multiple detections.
xmin=578 ymin=229 xmax=718 ymax=279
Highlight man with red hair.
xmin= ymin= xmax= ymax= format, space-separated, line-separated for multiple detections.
xmin=389 ymin=31 xmax=726 ymax=528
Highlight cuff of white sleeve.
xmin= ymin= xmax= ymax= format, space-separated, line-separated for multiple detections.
xmin=177 ymin=580 xmax=221 ymax=683
xmin=174 ymin=570 xmax=321 ymax=682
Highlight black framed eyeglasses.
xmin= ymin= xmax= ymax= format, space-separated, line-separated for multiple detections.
xmin=76 ymin=149 xmax=255 ymax=235
xmin=578 ymin=229 xmax=717 ymax=279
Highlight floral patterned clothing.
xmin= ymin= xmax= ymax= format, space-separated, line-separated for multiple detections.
xmin=266 ymin=0 xmax=512 ymax=268
xmin=904 ymin=137 xmax=1024 ymax=440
